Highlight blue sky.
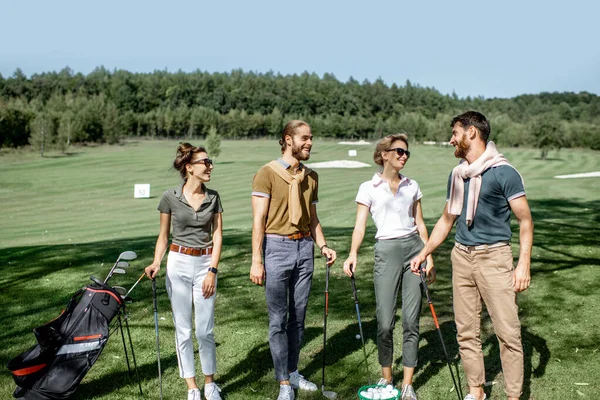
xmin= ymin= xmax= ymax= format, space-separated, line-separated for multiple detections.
xmin=1 ymin=0 xmax=599 ymax=99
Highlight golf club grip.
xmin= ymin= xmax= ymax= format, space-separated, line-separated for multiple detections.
xmin=152 ymin=278 xmax=157 ymax=309
xmin=350 ymin=275 xmax=358 ymax=303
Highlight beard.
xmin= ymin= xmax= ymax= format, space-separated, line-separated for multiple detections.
xmin=454 ymin=138 xmax=470 ymax=159
xmin=291 ymin=142 xmax=311 ymax=161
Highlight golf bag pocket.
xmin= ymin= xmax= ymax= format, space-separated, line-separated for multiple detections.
xmin=7 ymin=345 xmax=53 ymax=390
xmin=31 ymin=337 xmax=108 ymax=399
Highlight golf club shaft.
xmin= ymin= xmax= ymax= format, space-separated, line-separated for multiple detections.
xmin=152 ymin=278 xmax=163 ymax=400
xmin=351 ymin=274 xmax=371 ymax=385
xmin=419 ymin=269 xmax=463 ymax=400
xmin=125 ymin=272 xmax=146 ymax=298
xmin=322 ymin=264 xmax=329 ymax=389
xmin=103 ymin=258 xmax=120 ymax=284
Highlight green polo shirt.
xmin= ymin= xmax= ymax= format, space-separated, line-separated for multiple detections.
xmin=158 ymin=184 xmax=223 ymax=248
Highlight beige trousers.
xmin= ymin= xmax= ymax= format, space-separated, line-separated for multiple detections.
xmin=451 ymin=244 xmax=523 ymax=398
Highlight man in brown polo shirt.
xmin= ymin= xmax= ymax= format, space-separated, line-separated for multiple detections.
xmin=250 ymin=120 xmax=337 ymax=400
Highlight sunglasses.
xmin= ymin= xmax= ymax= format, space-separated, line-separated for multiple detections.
xmin=385 ymin=148 xmax=411 ymax=158
xmin=190 ymin=158 xmax=213 ymax=166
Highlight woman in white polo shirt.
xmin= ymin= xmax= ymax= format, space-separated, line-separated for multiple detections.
xmin=145 ymin=142 xmax=223 ymax=400
xmin=343 ymin=133 xmax=435 ymax=400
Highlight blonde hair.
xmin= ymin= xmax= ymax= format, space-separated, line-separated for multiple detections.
xmin=279 ymin=120 xmax=311 ymax=153
xmin=373 ymin=133 xmax=409 ymax=166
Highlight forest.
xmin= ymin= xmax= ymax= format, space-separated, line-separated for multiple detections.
xmin=1 ymin=67 xmax=599 ymax=156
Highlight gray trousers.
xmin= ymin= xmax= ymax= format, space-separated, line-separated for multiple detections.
xmin=264 ymin=235 xmax=314 ymax=381
xmin=374 ymin=233 xmax=424 ymax=368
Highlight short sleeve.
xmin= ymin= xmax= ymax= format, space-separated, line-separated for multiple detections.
xmin=495 ymin=166 xmax=525 ymax=201
xmin=445 ymin=171 xmax=453 ymax=202
xmin=252 ymin=166 xmax=271 ymax=198
xmin=355 ymin=182 xmax=372 ymax=207
xmin=157 ymin=191 xmax=172 ymax=214
xmin=312 ymin=171 xmax=319 ymax=204
xmin=414 ymin=180 xmax=423 ymax=201
xmin=214 ymin=191 xmax=223 ymax=213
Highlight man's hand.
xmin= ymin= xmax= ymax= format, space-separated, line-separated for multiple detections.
xmin=250 ymin=261 xmax=266 ymax=286
xmin=410 ymin=252 xmax=427 ymax=274
xmin=321 ymin=246 xmax=337 ymax=266
xmin=343 ymin=254 xmax=357 ymax=277
xmin=512 ymin=261 xmax=531 ymax=292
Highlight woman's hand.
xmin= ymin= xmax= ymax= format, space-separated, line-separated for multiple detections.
xmin=202 ymin=271 xmax=217 ymax=298
xmin=343 ymin=254 xmax=357 ymax=277
xmin=145 ymin=263 xmax=161 ymax=279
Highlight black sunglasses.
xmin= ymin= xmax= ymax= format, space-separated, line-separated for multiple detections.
xmin=190 ymin=158 xmax=213 ymax=166
xmin=385 ymin=148 xmax=411 ymax=158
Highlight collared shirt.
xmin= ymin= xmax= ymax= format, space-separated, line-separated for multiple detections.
xmin=252 ymin=158 xmax=319 ymax=235
xmin=158 ymin=183 xmax=223 ymax=248
xmin=355 ymin=173 xmax=422 ymax=240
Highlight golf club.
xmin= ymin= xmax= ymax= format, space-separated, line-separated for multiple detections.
xmin=113 ymin=268 xmax=127 ymax=275
xmin=321 ymin=259 xmax=337 ymax=399
xmin=152 ymin=278 xmax=163 ymax=400
xmin=112 ymin=286 xmax=127 ymax=296
xmin=104 ymin=251 xmax=137 ymax=284
xmin=419 ymin=267 xmax=463 ymax=400
xmin=350 ymin=273 xmax=371 ymax=385
xmin=117 ymin=261 xmax=130 ymax=268
xmin=125 ymin=272 xmax=146 ymax=298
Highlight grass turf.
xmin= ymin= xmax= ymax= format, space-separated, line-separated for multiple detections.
xmin=1 ymin=140 xmax=599 ymax=399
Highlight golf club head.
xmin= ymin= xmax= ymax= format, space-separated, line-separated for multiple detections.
xmin=118 ymin=251 xmax=137 ymax=261
xmin=116 ymin=261 xmax=130 ymax=268
xmin=113 ymin=268 xmax=127 ymax=275
xmin=112 ymin=286 xmax=127 ymax=296
xmin=120 ymin=295 xmax=134 ymax=304
xmin=322 ymin=387 xmax=337 ymax=399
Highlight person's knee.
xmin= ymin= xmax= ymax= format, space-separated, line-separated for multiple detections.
xmin=196 ymin=329 xmax=214 ymax=343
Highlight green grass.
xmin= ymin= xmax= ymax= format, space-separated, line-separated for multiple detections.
xmin=1 ymin=140 xmax=599 ymax=399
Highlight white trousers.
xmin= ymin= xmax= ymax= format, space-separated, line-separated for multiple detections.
xmin=166 ymin=251 xmax=217 ymax=378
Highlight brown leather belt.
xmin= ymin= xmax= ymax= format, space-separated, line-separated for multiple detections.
xmin=265 ymin=231 xmax=311 ymax=240
xmin=454 ymin=241 xmax=509 ymax=254
xmin=170 ymin=243 xmax=213 ymax=256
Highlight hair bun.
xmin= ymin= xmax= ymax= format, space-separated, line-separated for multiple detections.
xmin=177 ymin=142 xmax=194 ymax=156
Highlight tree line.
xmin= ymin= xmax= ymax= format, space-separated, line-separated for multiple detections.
xmin=1 ymin=67 xmax=599 ymax=157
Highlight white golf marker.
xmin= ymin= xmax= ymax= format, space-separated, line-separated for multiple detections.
xmin=134 ymin=184 xmax=151 ymax=198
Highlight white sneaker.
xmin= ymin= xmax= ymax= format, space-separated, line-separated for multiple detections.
xmin=204 ymin=382 xmax=222 ymax=400
xmin=464 ymin=394 xmax=486 ymax=400
xmin=377 ymin=377 xmax=393 ymax=386
xmin=289 ymin=370 xmax=317 ymax=391
xmin=187 ymin=388 xmax=201 ymax=400
xmin=278 ymin=384 xmax=295 ymax=400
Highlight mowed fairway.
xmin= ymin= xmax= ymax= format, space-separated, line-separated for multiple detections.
xmin=1 ymin=140 xmax=599 ymax=400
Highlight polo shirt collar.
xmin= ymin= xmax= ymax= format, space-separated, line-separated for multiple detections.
xmin=371 ymin=172 xmax=408 ymax=187
xmin=173 ymin=183 xmax=215 ymax=203
xmin=277 ymin=158 xmax=305 ymax=172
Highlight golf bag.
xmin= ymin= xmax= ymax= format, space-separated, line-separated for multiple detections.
xmin=7 ymin=281 xmax=124 ymax=399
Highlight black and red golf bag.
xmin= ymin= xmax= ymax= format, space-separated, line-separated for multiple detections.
xmin=7 ymin=281 xmax=125 ymax=399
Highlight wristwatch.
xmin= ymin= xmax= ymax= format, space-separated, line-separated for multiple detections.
xmin=208 ymin=267 xmax=218 ymax=274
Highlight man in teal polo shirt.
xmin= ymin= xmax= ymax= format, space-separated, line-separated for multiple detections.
xmin=411 ymin=111 xmax=533 ymax=400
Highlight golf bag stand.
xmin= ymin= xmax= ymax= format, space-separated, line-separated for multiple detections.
xmin=6 ymin=278 xmax=143 ymax=399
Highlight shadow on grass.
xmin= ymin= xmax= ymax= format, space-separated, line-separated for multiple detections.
xmin=2 ymin=197 xmax=598 ymax=398
xmin=478 ymin=327 xmax=551 ymax=399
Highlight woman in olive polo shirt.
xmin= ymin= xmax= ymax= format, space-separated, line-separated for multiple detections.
xmin=145 ymin=142 xmax=223 ymax=400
